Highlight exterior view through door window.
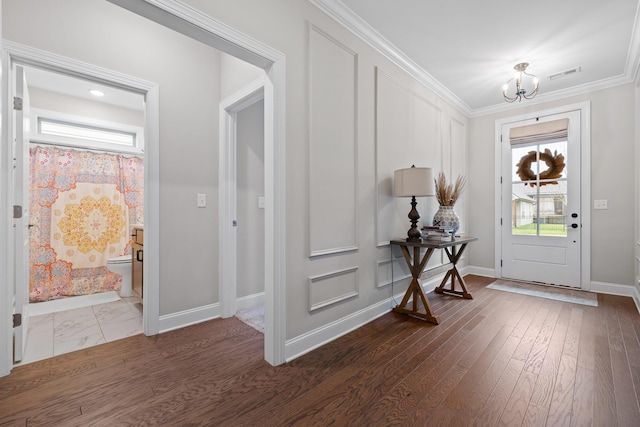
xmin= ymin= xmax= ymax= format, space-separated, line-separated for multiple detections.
xmin=501 ymin=112 xmax=581 ymax=288
xmin=511 ymin=140 xmax=568 ymax=237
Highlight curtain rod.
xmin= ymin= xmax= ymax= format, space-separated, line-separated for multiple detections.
xmin=29 ymin=140 xmax=144 ymax=157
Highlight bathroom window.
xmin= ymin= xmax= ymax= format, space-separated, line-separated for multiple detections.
xmin=30 ymin=108 xmax=144 ymax=154
xmin=39 ymin=118 xmax=136 ymax=146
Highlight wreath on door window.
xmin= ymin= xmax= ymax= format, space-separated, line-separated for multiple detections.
xmin=515 ymin=148 xmax=565 ymax=186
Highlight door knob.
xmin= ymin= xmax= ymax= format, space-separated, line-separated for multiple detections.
xmin=571 ymin=223 xmax=578 ymax=229
xmin=571 ymin=213 xmax=578 ymax=218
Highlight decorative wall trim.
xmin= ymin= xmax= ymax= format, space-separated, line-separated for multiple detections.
xmin=311 ymin=246 xmax=359 ymax=258
xmin=377 ymin=255 xmax=450 ymax=288
xmin=308 ymin=23 xmax=359 ymax=257
xmin=158 ymin=303 xmax=221 ymax=333
xmin=308 ymin=0 xmax=470 ymax=116
xmin=309 ymin=267 xmax=359 ymax=311
xmin=287 ymin=267 xmax=459 ymax=361
xmin=286 ymin=289 xmax=401 ymax=362
xmin=374 ymin=67 xmax=442 ymax=247
xmin=376 ymin=257 xmax=410 ymax=288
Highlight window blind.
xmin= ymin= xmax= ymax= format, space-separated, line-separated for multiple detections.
xmin=509 ymin=118 xmax=569 ymax=146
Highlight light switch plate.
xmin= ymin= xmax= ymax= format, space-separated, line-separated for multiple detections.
xmin=258 ymin=196 xmax=265 ymax=209
xmin=197 ymin=193 xmax=206 ymax=208
xmin=593 ymin=199 xmax=607 ymax=210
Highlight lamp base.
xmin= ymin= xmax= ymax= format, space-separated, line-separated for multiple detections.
xmin=406 ymin=196 xmax=422 ymax=242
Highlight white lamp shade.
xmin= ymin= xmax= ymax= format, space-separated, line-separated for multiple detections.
xmin=394 ymin=167 xmax=434 ymax=197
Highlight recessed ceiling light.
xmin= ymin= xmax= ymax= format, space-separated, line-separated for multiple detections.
xmin=89 ymin=89 xmax=105 ymax=97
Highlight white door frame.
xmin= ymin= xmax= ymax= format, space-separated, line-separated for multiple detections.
xmin=494 ymin=101 xmax=591 ymax=290
xmin=0 ymin=40 xmax=161 ymax=376
xmin=219 ymin=77 xmax=265 ymax=319
xmin=107 ymin=0 xmax=287 ymax=366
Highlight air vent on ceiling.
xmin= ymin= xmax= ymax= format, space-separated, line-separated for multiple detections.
xmin=547 ymin=67 xmax=581 ymax=81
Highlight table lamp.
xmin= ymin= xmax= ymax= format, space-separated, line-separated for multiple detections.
xmin=394 ymin=165 xmax=434 ymax=241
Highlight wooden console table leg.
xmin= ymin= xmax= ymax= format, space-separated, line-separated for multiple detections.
xmin=434 ymin=243 xmax=473 ymax=299
xmin=393 ymin=246 xmax=440 ymax=324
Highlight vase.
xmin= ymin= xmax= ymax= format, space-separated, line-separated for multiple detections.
xmin=433 ymin=205 xmax=460 ymax=232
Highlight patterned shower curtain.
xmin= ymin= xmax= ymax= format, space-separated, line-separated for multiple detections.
xmin=29 ymin=145 xmax=144 ymax=302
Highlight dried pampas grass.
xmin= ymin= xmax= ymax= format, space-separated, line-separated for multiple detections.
xmin=435 ymin=172 xmax=466 ymax=206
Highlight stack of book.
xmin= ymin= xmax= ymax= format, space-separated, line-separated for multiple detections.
xmin=421 ymin=225 xmax=454 ymax=238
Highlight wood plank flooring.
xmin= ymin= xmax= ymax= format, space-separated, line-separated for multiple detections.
xmin=1 ymin=275 xmax=640 ymax=426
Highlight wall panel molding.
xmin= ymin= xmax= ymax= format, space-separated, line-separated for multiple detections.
xmin=376 ymin=257 xmax=410 ymax=288
xmin=449 ymin=116 xmax=467 ymax=233
xmin=308 ymin=24 xmax=359 ymax=257
xmin=309 ymin=266 xmax=359 ymax=311
xmin=374 ymin=67 xmax=442 ymax=247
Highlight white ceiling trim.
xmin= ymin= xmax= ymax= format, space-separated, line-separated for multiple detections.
xmin=472 ymin=73 xmax=633 ymax=117
xmin=311 ymin=0 xmax=640 ymax=118
xmin=309 ymin=0 xmax=473 ymax=116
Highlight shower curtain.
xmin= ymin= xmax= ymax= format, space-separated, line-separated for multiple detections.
xmin=29 ymin=145 xmax=144 ymax=302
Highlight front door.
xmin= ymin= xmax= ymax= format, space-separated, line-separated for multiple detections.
xmin=501 ymin=110 xmax=581 ymax=287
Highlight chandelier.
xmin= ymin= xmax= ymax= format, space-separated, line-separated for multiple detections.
xmin=502 ymin=62 xmax=539 ymax=103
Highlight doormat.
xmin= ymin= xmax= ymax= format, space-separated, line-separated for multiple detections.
xmin=487 ymin=280 xmax=598 ymax=307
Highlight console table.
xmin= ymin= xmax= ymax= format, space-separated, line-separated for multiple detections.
xmin=389 ymin=235 xmax=477 ymax=324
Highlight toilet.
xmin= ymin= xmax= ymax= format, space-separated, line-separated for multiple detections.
xmin=106 ymin=255 xmax=132 ymax=297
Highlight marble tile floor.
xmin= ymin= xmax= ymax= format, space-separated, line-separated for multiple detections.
xmin=15 ymin=296 xmax=143 ymax=366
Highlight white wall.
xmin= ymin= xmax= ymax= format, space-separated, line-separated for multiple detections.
xmin=236 ymin=100 xmax=265 ymax=299
xmin=3 ymin=0 xmax=470 ymax=356
xmin=220 ymin=53 xmax=264 ymax=100
xmin=178 ymin=0 xmax=469 ymax=340
xmin=469 ymin=83 xmax=636 ymax=287
xmin=4 ymin=0 xmax=223 ymax=315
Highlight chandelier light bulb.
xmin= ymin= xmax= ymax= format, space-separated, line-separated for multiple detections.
xmin=502 ymin=62 xmax=539 ymax=103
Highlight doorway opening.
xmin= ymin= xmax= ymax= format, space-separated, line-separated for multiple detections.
xmin=105 ymin=0 xmax=287 ymax=366
xmin=219 ymin=78 xmax=265 ymax=332
xmin=1 ymin=0 xmax=286 ymax=377
xmin=10 ymin=60 xmax=148 ymax=366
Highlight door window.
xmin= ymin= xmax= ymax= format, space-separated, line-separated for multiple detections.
xmin=511 ymin=140 xmax=568 ymax=237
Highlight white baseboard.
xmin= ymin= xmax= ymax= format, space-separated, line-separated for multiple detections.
xmin=157 ymin=293 xmax=263 ymax=334
xmin=158 ymin=303 xmax=221 ymax=333
xmin=284 ymin=271 xmax=447 ymax=362
xmin=591 ymin=280 xmax=640 ymax=313
xmin=236 ymin=292 xmax=265 ymax=311
xmin=464 ymin=265 xmax=496 ymax=278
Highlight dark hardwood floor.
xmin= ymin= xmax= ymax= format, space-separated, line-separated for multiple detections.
xmin=2 ymin=275 xmax=640 ymax=426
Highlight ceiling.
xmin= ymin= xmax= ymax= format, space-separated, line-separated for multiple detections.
xmin=21 ymin=1 xmax=640 ymax=118
xmin=24 ymin=66 xmax=144 ymax=112
xmin=315 ymin=0 xmax=640 ymax=117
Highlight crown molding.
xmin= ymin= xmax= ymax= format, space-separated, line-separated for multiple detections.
xmin=470 ymin=73 xmax=633 ymax=118
xmin=309 ymin=0 xmax=473 ymax=117
xmin=310 ymin=0 xmax=640 ymax=119
xmin=625 ymin=0 xmax=640 ymax=82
